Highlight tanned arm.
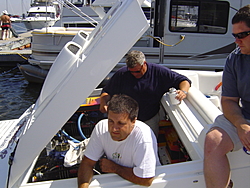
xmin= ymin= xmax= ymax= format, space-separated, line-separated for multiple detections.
xmin=99 ymin=92 xmax=111 ymax=113
xmin=99 ymin=158 xmax=154 ymax=187
xmin=78 ymin=156 xmax=97 ymax=188
xmin=221 ymin=96 xmax=250 ymax=151
xmin=176 ymin=80 xmax=191 ymax=101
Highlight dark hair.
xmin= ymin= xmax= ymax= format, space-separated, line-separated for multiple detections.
xmin=232 ymin=5 xmax=250 ymax=28
xmin=125 ymin=50 xmax=145 ymax=68
xmin=107 ymin=94 xmax=139 ymax=121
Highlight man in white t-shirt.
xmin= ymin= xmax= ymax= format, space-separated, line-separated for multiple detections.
xmin=78 ymin=94 xmax=160 ymax=188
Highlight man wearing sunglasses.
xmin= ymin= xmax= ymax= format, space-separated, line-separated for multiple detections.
xmin=204 ymin=5 xmax=250 ymax=188
xmin=99 ymin=50 xmax=191 ymax=136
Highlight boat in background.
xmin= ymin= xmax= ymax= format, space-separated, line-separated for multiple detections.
xmin=22 ymin=0 xmax=61 ymax=30
xmin=19 ymin=0 xmax=151 ymax=83
xmin=20 ymin=0 xmax=245 ymax=84
xmin=9 ymin=15 xmax=22 ymax=22
xmin=18 ymin=27 xmax=94 ymax=83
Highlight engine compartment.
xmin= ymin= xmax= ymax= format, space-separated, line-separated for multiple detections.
xmin=28 ymin=97 xmax=190 ymax=183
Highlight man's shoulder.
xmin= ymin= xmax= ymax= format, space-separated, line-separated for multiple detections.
xmin=147 ymin=62 xmax=170 ymax=73
xmin=226 ymin=47 xmax=244 ymax=65
xmin=232 ymin=47 xmax=241 ymax=54
xmin=135 ymin=120 xmax=148 ymax=126
xmin=95 ymin=119 xmax=108 ymax=129
xmin=112 ymin=66 xmax=129 ymax=76
xmin=228 ymin=47 xmax=241 ymax=58
xmin=134 ymin=120 xmax=155 ymax=138
xmin=97 ymin=119 xmax=108 ymax=124
xmin=117 ymin=66 xmax=128 ymax=72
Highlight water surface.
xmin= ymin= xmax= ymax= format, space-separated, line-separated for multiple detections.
xmin=0 ymin=67 xmax=42 ymax=120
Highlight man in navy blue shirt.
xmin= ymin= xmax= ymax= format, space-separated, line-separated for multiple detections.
xmin=100 ymin=50 xmax=191 ymax=136
xmin=204 ymin=5 xmax=250 ymax=188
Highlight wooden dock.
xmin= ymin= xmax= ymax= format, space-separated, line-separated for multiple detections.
xmin=0 ymin=31 xmax=32 ymax=66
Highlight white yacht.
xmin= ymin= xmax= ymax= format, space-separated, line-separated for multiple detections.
xmin=22 ymin=0 xmax=61 ymax=30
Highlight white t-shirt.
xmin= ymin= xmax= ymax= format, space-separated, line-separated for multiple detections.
xmin=84 ymin=119 xmax=160 ymax=178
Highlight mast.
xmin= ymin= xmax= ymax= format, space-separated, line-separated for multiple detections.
xmin=6 ymin=0 xmax=8 ymax=12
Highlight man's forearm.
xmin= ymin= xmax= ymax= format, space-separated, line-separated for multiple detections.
xmin=78 ymin=166 xmax=93 ymax=188
xmin=78 ymin=157 xmax=96 ymax=188
xmin=99 ymin=158 xmax=154 ymax=186
xmin=112 ymin=162 xmax=154 ymax=186
xmin=99 ymin=93 xmax=111 ymax=113
xmin=221 ymin=97 xmax=248 ymax=127
xmin=179 ymin=80 xmax=190 ymax=93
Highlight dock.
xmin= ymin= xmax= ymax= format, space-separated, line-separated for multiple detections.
xmin=0 ymin=31 xmax=32 ymax=66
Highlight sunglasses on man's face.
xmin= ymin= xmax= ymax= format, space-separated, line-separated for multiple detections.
xmin=128 ymin=65 xmax=143 ymax=74
xmin=232 ymin=31 xmax=250 ymax=39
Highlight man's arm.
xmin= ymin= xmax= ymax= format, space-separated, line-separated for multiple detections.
xmin=176 ymin=80 xmax=191 ymax=101
xmin=99 ymin=158 xmax=154 ymax=187
xmin=78 ymin=156 xmax=97 ymax=188
xmin=222 ymin=96 xmax=250 ymax=151
xmin=99 ymin=92 xmax=111 ymax=113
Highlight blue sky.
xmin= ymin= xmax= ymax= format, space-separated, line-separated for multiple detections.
xmin=0 ymin=0 xmax=30 ymax=15
xmin=0 ymin=0 xmax=152 ymax=16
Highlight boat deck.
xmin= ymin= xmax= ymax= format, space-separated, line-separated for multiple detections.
xmin=0 ymin=119 xmax=19 ymax=153
xmin=0 ymin=119 xmax=18 ymax=140
xmin=0 ymin=31 xmax=32 ymax=66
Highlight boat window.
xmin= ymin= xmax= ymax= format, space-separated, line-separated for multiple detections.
xmin=28 ymin=12 xmax=55 ymax=18
xmin=169 ymin=0 xmax=229 ymax=34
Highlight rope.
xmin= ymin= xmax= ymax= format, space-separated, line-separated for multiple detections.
xmin=0 ymin=66 xmax=18 ymax=75
xmin=16 ymin=53 xmax=28 ymax=60
xmin=143 ymin=35 xmax=185 ymax=47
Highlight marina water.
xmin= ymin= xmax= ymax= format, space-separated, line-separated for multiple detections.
xmin=0 ymin=67 xmax=42 ymax=120
xmin=0 ymin=22 xmax=42 ymax=121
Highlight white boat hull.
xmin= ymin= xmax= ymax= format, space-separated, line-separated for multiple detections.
xmin=22 ymin=19 xmax=57 ymax=30
xmin=22 ymin=0 xmax=61 ymax=30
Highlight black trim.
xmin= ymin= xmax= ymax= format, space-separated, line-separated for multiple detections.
xmin=169 ymin=0 xmax=230 ymax=34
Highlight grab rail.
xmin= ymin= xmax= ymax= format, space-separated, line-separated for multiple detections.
xmin=56 ymin=0 xmax=98 ymax=27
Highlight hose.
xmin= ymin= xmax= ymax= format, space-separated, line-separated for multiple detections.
xmin=77 ymin=113 xmax=87 ymax=140
xmin=58 ymin=130 xmax=80 ymax=143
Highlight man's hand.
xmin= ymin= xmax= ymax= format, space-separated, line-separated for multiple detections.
xmin=99 ymin=158 xmax=118 ymax=173
xmin=99 ymin=93 xmax=110 ymax=113
xmin=176 ymin=90 xmax=187 ymax=101
xmin=237 ymin=123 xmax=250 ymax=151
xmin=177 ymin=80 xmax=190 ymax=101
xmin=222 ymin=96 xmax=250 ymax=151
xmin=98 ymin=158 xmax=154 ymax=186
xmin=99 ymin=104 xmax=108 ymax=113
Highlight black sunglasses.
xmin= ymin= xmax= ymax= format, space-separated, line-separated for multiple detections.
xmin=232 ymin=31 xmax=250 ymax=39
xmin=128 ymin=65 xmax=143 ymax=73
